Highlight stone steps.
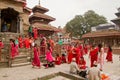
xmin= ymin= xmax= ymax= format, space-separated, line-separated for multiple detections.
xmin=11 ymin=54 xmax=31 ymax=67
xmin=11 ymin=62 xmax=31 ymax=67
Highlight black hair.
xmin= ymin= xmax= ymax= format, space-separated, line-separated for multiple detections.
xmin=108 ymin=46 xmax=112 ymax=52
xmin=47 ymin=43 xmax=51 ymax=50
xmin=98 ymin=44 xmax=102 ymax=52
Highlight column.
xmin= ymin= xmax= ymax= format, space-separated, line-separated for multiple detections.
xmin=19 ymin=17 xmax=23 ymax=34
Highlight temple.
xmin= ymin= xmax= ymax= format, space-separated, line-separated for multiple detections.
xmin=29 ymin=1 xmax=58 ymax=36
xmin=82 ymin=8 xmax=120 ymax=54
xmin=0 ymin=0 xmax=31 ymax=34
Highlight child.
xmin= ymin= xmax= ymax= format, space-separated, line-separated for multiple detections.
xmin=55 ymin=54 xmax=61 ymax=65
xmin=61 ymin=53 xmax=66 ymax=63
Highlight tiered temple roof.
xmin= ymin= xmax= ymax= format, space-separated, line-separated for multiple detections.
xmin=111 ymin=7 xmax=120 ymax=27
xmin=29 ymin=2 xmax=58 ymax=34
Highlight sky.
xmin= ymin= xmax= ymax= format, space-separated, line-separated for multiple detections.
xmin=27 ymin=0 xmax=120 ymax=28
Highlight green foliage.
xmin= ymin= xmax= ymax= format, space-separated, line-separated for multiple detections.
xmin=65 ymin=10 xmax=108 ymax=39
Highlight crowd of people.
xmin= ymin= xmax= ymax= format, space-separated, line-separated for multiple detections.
xmin=0 ymin=31 xmax=114 ymax=79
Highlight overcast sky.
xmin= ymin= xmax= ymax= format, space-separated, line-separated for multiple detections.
xmin=27 ymin=0 xmax=120 ymax=27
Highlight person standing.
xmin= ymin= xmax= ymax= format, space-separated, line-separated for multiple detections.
xmin=18 ymin=35 xmax=23 ymax=48
xmin=67 ymin=44 xmax=73 ymax=64
xmin=97 ymin=44 xmax=104 ymax=71
xmin=89 ymin=45 xmax=98 ymax=67
xmin=32 ymin=44 xmax=41 ymax=68
xmin=106 ymin=45 xmax=113 ymax=63
xmin=9 ymin=39 xmax=17 ymax=59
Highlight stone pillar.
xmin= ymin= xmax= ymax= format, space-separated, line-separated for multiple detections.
xmin=19 ymin=16 xmax=23 ymax=34
xmin=0 ymin=9 xmax=1 ymax=32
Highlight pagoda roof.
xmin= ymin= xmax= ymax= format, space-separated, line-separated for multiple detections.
xmin=29 ymin=12 xmax=55 ymax=21
xmin=111 ymin=17 xmax=120 ymax=25
xmin=32 ymin=23 xmax=59 ymax=32
xmin=14 ymin=0 xmax=26 ymax=3
xmin=32 ymin=5 xmax=49 ymax=13
xmin=82 ymin=30 xmax=120 ymax=38
xmin=115 ymin=12 xmax=120 ymax=17
xmin=23 ymin=7 xmax=32 ymax=13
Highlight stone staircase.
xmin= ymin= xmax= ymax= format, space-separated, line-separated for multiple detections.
xmin=11 ymin=54 xmax=31 ymax=67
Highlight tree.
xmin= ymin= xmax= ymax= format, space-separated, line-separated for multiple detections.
xmin=65 ymin=10 xmax=107 ymax=39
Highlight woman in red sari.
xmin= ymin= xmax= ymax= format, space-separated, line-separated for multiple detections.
xmin=24 ymin=35 xmax=30 ymax=49
xmin=32 ymin=44 xmax=41 ymax=68
xmin=73 ymin=44 xmax=81 ymax=65
xmin=10 ymin=39 xmax=17 ymax=59
xmin=18 ymin=35 xmax=23 ymax=48
xmin=67 ymin=44 xmax=73 ymax=64
xmin=106 ymin=46 xmax=113 ymax=63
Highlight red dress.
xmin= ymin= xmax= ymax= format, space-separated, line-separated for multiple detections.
xmin=106 ymin=49 xmax=113 ymax=62
xmin=79 ymin=60 xmax=86 ymax=69
xmin=73 ymin=47 xmax=81 ymax=64
xmin=32 ymin=47 xmax=41 ymax=67
xmin=18 ymin=37 xmax=23 ymax=48
xmin=89 ymin=48 xmax=98 ymax=67
xmin=55 ymin=56 xmax=61 ymax=65
xmin=10 ymin=42 xmax=17 ymax=59
xmin=24 ymin=38 xmax=30 ymax=49
xmin=67 ymin=46 xmax=73 ymax=64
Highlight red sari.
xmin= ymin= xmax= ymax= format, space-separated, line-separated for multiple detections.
xmin=10 ymin=42 xmax=17 ymax=59
xmin=89 ymin=48 xmax=98 ymax=67
xmin=67 ymin=46 xmax=73 ymax=64
xmin=73 ymin=47 xmax=81 ymax=64
xmin=24 ymin=38 xmax=30 ymax=49
xmin=32 ymin=47 xmax=40 ymax=67
xmin=106 ymin=48 xmax=113 ymax=62
xmin=55 ymin=56 xmax=61 ymax=65
xmin=18 ymin=36 xmax=23 ymax=48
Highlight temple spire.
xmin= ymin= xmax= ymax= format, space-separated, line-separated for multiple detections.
xmin=39 ymin=0 xmax=40 ymax=5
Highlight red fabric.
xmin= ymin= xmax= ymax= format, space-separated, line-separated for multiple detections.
xmin=24 ymin=38 xmax=30 ymax=49
xmin=79 ymin=60 xmax=86 ymax=69
xmin=32 ymin=47 xmax=41 ymax=67
xmin=67 ymin=46 xmax=73 ymax=64
xmin=55 ymin=56 xmax=61 ymax=65
xmin=0 ymin=41 xmax=4 ymax=61
xmin=73 ymin=47 xmax=81 ymax=64
xmin=61 ymin=56 xmax=66 ymax=63
xmin=106 ymin=49 xmax=113 ymax=62
xmin=10 ymin=42 xmax=17 ymax=59
xmin=49 ymin=39 xmax=55 ymax=50
xmin=90 ymin=48 xmax=98 ymax=67
xmin=18 ymin=37 xmax=23 ymax=48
